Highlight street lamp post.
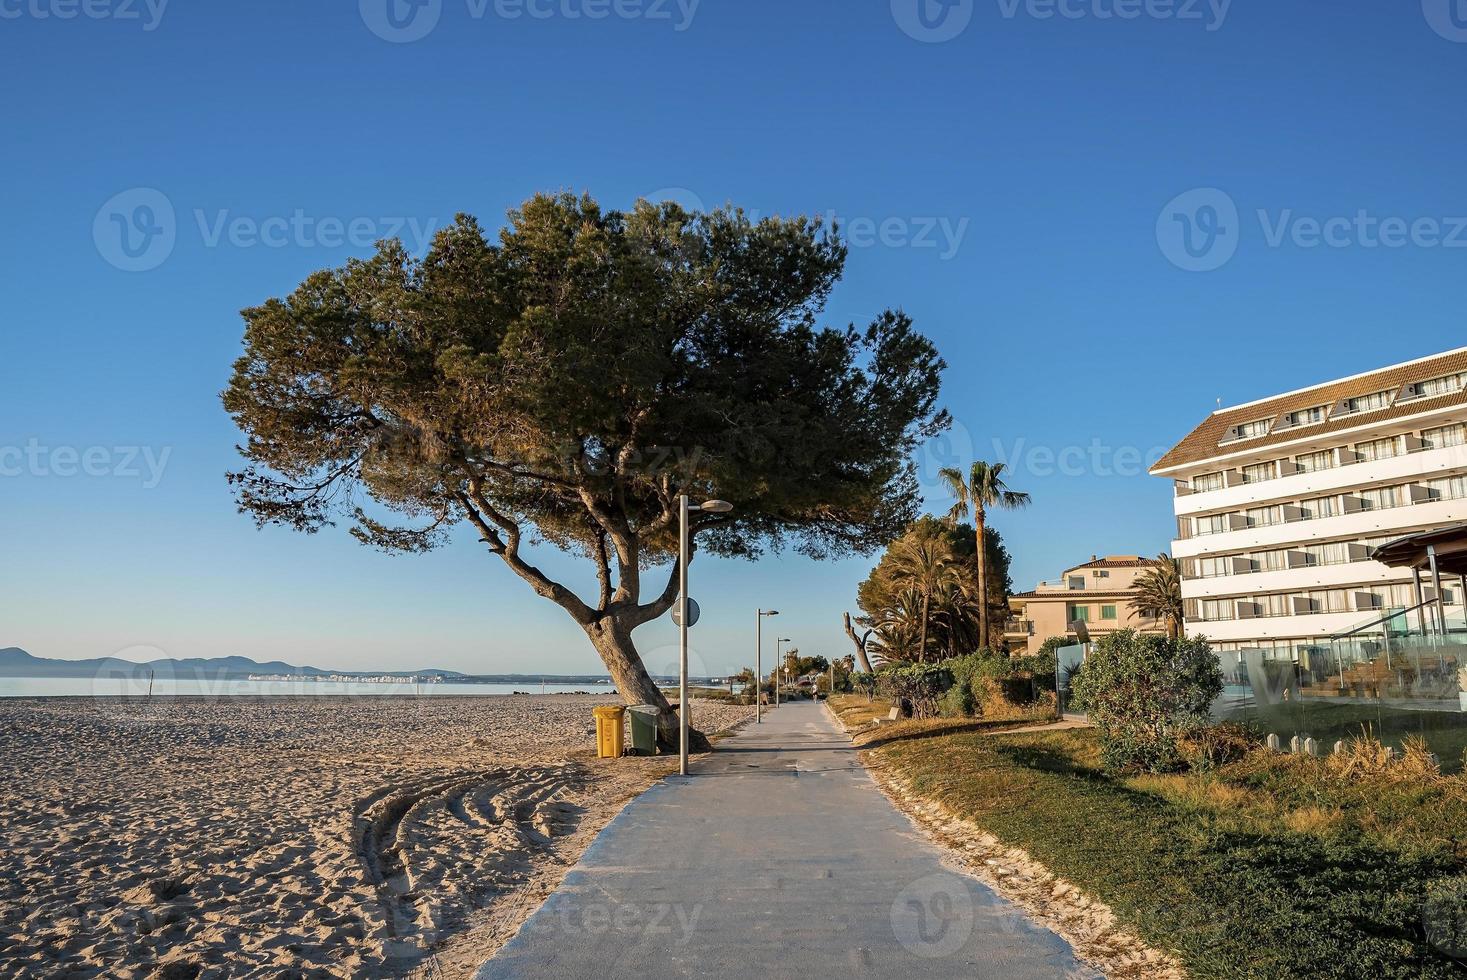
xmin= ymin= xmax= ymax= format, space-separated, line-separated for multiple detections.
xmin=756 ymin=609 xmax=779 ymax=723
xmin=775 ymin=638 xmax=792 ymax=707
xmin=679 ymin=494 xmax=733 ymax=777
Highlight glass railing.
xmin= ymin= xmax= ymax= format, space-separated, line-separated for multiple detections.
xmin=1212 ymin=602 xmax=1467 ymax=772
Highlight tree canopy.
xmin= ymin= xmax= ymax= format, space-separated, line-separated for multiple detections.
xmin=222 ymin=192 xmax=948 ymax=728
xmin=854 ymin=516 xmax=1013 ymax=663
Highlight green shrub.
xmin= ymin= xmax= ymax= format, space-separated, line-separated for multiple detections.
xmin=1070 ymin=630 xmax=1223 ymax=774
xmin=1011 ymin=648 xmax=1057 ymax=692
xmin=934 ymin=649 xmax=1059 ymax=719
xmin=877 ymin=664 xmax=954 ymax=719
xmin=939 ymin=681 xmax=976 ymax=718
xmin=1179 ymin=721 xmax=1256 ymax=772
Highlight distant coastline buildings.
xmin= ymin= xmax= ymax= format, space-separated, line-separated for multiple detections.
xmin=246 ymin=673 xmax=446 ymax=684
xmin=1152 ymin=346 xmax=1467 ymax=667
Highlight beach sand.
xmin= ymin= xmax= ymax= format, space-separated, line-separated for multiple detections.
xmin=0 ymin=694 xmax=753 ymax=979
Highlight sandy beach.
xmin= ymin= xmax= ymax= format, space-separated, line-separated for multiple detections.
xmin=0 ymin=695 xmax=753 ymax=979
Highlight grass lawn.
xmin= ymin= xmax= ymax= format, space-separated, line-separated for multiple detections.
xmin=871 ymin=726 xmax=1467 ymax=978
xmin=827 ymin=693 xmax=895 ymax=728
xmin=1237 ymin=701 xmax=1467 ymax=773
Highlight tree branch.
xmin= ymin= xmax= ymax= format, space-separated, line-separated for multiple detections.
xmin=450 ymin=462 xmax=596 ymax=625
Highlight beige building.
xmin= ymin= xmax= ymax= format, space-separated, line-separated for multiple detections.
xmin=1005 ymin=556 xmax=1167 ymax=654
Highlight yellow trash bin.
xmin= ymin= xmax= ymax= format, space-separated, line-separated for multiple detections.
xmin=593 ymin=705 xmax=626 ymax=759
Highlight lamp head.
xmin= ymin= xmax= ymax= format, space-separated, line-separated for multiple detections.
xmin=699 ymin=500 xmax=734 ymax=513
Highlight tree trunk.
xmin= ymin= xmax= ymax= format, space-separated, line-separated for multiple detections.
xmin=843 ymin=613 xmax=875 ymax=673
xmin=585 ymin=617 xmax=710 ymax=753
xmin=918 ymin=592 xmax=931 ymax=663
xmin=975 ymin=510 xmax=990 ymax=651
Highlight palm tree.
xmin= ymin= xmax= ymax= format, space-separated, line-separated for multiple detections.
xmin=884 ymin=536 xmax=958 ymax=663
xmin=1132 ymin=553 xmax=1184 ymax=639
xmin=939 ymin=461 xmax=1031 ymax=651
xmin=869 ymin=587 xmax=926 ymax=665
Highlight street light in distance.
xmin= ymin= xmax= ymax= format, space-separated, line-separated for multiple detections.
xmin=775 ymin=637 xmax=792 ymax=707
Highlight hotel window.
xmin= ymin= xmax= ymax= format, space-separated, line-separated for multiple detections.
xmin=1301 ymin=542 xmax=1350 ymax=565
xmin=1234 ymin=418 xmax=1272 ymax=440
xmin=1425 ymin=475 xmax=1467 ymax=500
xmin=1298 ymin=495 xmax=1338 ymax=520
xmin=1100 ymin=605 xmax=1117 ymax=620
xmin=1067 ymin=604 xmax=1091 ymax=623
xmin=1261 ymin=594 xmax=1290 ymax=618
xmin=1245 ymin=505 xmax=1280 ymax=527
xmin=1255 ymin=549 xmax=1286 ymax=572
xmin=1198 ymin=599 xmax=1234 ymax=622
xmin=1067 ymin=576 xmax=1086 ymax=590
xmin=1356 ymin=486 xmax=1401 ymax=511
xmin=1196 ymin=514 xmax=1230 ymax=536
xmin=1411 ymin=372 xmax=1467 ymax=399
xmin=1191 ymin=471 xmax=1225 ymax=493
xmin=1358 ymin=585 xmax=1415 ymax=612
xmin=1342 ymin=390 xmax=1393 ymax=414
xmin=1284 ymin=406 xmax=1328 ymax=428
xmin=1393 ymin=583 xmax=1418 ymax=606
xmin=1355 ymin=437 xmax=1398 ymax=461
xmin=1242 ymin=461 xmax=1275 ymax=484
xmin=1302 ymin=589 xmax=1349 ymax=614
xmin=1195 ymin=555 xmax=1243 ymax=578
xmin=1422 ymin=424 xmax=1466 ymax=450
xmin=1294 ymin=449 xmax=1335 ymax=473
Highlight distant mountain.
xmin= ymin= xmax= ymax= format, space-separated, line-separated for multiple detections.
xmin=0 ymin=648 xmax=470 ymax=681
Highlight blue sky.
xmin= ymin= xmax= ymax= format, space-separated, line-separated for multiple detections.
xmin=2 ymin=1 xmax=1464 ymax=675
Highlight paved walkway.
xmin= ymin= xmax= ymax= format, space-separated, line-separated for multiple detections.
xmin=476 ymin=701 xmax=1097 ymax=979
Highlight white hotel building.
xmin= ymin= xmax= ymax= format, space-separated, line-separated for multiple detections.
xmin=1152 ymin=347 xmax=1467 ymax=666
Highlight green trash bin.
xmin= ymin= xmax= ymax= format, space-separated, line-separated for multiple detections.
xmin=627 ymin=705 xmax=660 ymax=756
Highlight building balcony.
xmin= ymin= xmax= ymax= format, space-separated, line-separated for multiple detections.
xmin=1173 ymin=496 xmax=1467 ymax=559
xmin=1172 ymin=440 xmax=1467 ymax=518
xmin=1003 ymin=618 xmax=1035 ymax=637
xmin=1181 ymin=559 xmax=1418 ymax=600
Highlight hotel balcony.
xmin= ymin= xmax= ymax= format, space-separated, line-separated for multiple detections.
xmin=1173 ymin=442 xmax=1467 ymax=518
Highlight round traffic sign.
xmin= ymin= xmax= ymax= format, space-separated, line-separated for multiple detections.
xmin=671 ymin=597 xmax=701 ymax=628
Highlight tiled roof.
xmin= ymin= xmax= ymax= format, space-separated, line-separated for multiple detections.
xmin=1066 ymin=557 xmax=1157 ymax=571
xmin=1011 ymin=590 xmax=1145 ymax=601
xmin=1151 ymin=347 xmax=1467 ymax=473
